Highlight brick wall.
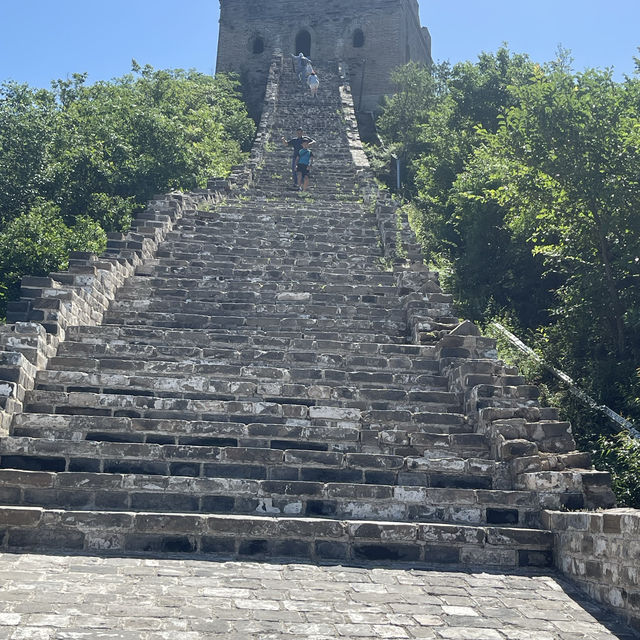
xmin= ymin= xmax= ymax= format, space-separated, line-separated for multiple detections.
xmin=543 ymin=509 xmax=640 ymax=633
xmin=216 ymin=0 xmax=431 ymax=114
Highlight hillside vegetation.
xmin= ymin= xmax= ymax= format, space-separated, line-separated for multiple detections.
xmin=0 ymin=64 xmax=255 ymax=318
xmin=372 ymin=49 xmax=640 ymax=505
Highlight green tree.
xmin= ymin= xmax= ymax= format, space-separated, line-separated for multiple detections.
xmin=0 ymin=201 xmax=106 ymax=308
xmin=0 ymin=82 xmax=57 ymax=224
xmin=480 ymin=66 xmax=640 ymax=414
xmin=0 ymin=65 xmax=255 ymax=320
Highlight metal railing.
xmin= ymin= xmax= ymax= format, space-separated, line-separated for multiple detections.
xmin=491 ymin=322 xmax=640 ymax=440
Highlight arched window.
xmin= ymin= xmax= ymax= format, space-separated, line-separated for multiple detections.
xmin=251 ymin=36 xmax=264 ymax=55
xmin=353 ymin=28 xmax=365 ymax=48
xmin=295 ymin=30 xmax=311 ymax=58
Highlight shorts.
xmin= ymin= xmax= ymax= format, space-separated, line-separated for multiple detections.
xmin=297 ymin=163 xmax=310 ymax=177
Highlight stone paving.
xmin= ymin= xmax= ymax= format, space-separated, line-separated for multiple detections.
xmin=0 ymin=553 xmax=636 ymax=639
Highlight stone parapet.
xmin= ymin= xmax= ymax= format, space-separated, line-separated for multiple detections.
xmin=222 ymin=51 xmax=284 ymax=191
xmin=437 ymin=323 xmax=616 ymax=510
xmin=543 ymin=508 xmax=640 ymax=633
xmin=0 ymin=190 xmax=225 ymax=436
xmin=337 ymin=61 xmax=423 ymax=266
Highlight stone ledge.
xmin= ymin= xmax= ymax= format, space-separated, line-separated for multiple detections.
xmin=0 ymin=189 xmax=227 ymax=431
xmin=543 ymin=508 xmax=640 ymax=633
xmin=0 ymin=506 xmax=553 ymax=568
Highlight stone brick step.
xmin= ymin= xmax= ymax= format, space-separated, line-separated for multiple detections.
xmin=153 ymin=248 xmax=381 ymax=267
xmin=33 ymin=370 xmax=460 ymax=412
xmin=139 ymin=264 xmax=396 ymax=283
xmin=146 ymin=256 xmax=383 ymax=273
xmin=170 ymin=211 xmax=375 ymax=227
xmin=150 ymin=246 xmax=382 ymax=264
xmin=100 ymin=310 xmax=407 ymax=335
xmin=65 ymin=325 xmax=435 ymax=357
xmin=114 ymin=288 xmax=402 ymax=308
xmin=66 ymin=324 xmax=411 ymax=346
xmin=228 ymin=192 xmax=364 ymax=203
xmin=105 ymin=300 xmax=407 ymax=323
xmin=174 ymin=212 xmax=374 ymax=228
xmin=19 ymin=390 xmax=356 ymax=423
xmin=0 ymin=437 xmax=489 ymax=489
xmin=42 ymin=357 xmax=446 ymax=389
xmin=192 ymin=207 xmax=368 ymax=223
xmin=122 ymin=276 xmax=399 ymax=298
xmin=139 ymin=265 xmax=398 ymax=285
xmin=23 ymin=390 xmax=466 ymax=436
xmin=369 ymin=430 xmax=490 ymax=459
xmin=197 ymin=198 xmax=365 ymax=212
xmin=153 ymin=247 xmax=383 ymax=266
xmin=0 ymin=469 xmax=558 ymax=527
xmin=10 ymin=414 xmax=361 ymax=452
xmin=154 ymin=238 xmax=381 ymax=256
xmin=0 ymin=506 xmax=554 ymax=567
xmin=54 ymin=339 xmax=441 ymax=373
xmin=168 ymin=221 xmax=379 ymax=240
xmin=10 ymin=416 xmax=472 ymax=457
xmin=251 ymin=182 xmax=361 ymax=194
xmin=256 ymin=166 xmax=360 ymax=177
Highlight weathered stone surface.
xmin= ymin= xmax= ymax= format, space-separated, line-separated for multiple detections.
xmin=0 ymin=49 xmax=636 ymax=636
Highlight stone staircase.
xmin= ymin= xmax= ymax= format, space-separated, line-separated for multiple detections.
xmin=0 ymin=57 xmax=614 ymax=569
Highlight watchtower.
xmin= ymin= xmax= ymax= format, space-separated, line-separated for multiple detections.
xmin=215 ymin=0 xmax=432 ymax=116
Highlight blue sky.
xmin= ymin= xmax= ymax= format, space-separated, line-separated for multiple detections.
xmin=1 ymin=1 xmax=638 ymax=87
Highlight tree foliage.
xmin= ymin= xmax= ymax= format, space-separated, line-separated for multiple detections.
xmin=0 ymin=65 xmax=255 ymax=317
xmin=376 ymin=49 xmax=640 ymax=504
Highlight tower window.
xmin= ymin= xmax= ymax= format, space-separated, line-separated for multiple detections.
xmin=251 ymin=36 xmax=265 ymax=55
xmin=353 ymin=29 xmax=365 ymax=48
xmin=295 ymin=30 xmax=311 ymax=58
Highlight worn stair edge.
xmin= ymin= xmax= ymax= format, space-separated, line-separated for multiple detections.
xmin=0 ymin=506 xmax=553 ymax=568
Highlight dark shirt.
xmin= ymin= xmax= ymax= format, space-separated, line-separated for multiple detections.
xmin=287 ymin=136 xmax=314 ymax=156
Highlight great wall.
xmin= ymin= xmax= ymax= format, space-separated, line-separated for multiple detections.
xmin=0 ymin=51 xmax=638 ymax=638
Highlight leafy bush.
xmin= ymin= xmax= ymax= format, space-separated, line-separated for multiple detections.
xmin=0 ymin=201 xmax=107 ymax=315
xmin=595 ymin=431 xmax=640 ymax=509
xmin=0 ymin=65 xmax=255 ymax=320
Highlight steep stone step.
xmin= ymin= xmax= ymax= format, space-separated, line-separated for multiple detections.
xmin=0 ymin=436 xmax=489 ymax=490
xmin=10 ymin=414 xmax=360 ymax=452
xmin=54 ymin=339 xmax=441 ymax=373
xmin=20 ymin=391 xmax=360 ymax=423
xmin=138 ymin=266 xmax=398 ymax=285
xmin=118 ymin=279 xmax=399 ymax=297
xmin=66 ymin=324 xmax=412 ymax=346
xmin=163 ymin=226 xmax=381 ymax=242
xmin=148 ymin=255 xmax=382 ymax=271
xmin=0 ymin=506 xmax=554 ymax=568
xmin=113 ymin=290 xmax=407 ymax=310
xmin=100 ymin=310 xmax=407 ymax=336
xmin=120 ymin=279 xmax=401 ymax=300
xmin=0 ymin=469 xmax=560 ymax=527
xmin=23 ymin=391 xmax=468 ymax=440
xmin=38 ymin=360 xmax=449 ymax=391
xmin=64 ymin=325 xmax=436 ymax=357
xmin=32 ymin=369 xmax=460 ymax=413
xmin=105 ymin=299 xmax=408 ymax=322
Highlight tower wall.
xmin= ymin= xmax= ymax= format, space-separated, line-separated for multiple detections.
xmin=216 ymin=0 xmax=432 ymax=115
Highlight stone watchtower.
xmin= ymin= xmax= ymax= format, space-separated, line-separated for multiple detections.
xmin=215 ymin=0 xmax=432 ymax=116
